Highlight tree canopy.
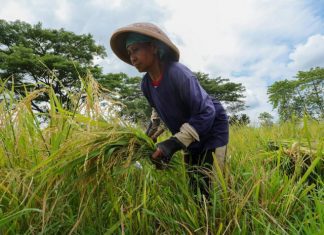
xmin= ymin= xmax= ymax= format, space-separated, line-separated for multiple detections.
xmin=0 ymin=19 xmax=106 ymax=112
xmin=229 ymin=113 xmax=250 ymax=126
xmin=258 ymin=112 xmax=274 ymax=127
xmin=195 ymin=72 xmax=246 ymax=115
xmin=97 ymin=73 xmax=151 ymax=123
xmin=268 ymin=67 xmax=323 ymax=121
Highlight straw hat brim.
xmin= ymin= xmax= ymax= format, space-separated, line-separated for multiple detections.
xmin=110 ymin=23 xmax=180 ymax=65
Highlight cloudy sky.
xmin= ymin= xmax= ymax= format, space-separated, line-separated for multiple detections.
xmin=1 ymin=0 xmax=324 ymax=123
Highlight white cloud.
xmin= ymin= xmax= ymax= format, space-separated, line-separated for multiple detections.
xmin=248 ymin=45 xmax=294 ymax=81
xmin=89 ymin=0 xmax=122 ymax=9
xmin=53 ymin=0 xmax=72 ymax=23
xmin=0 ymin=1 xmax=34 ymax=22
xmin=156 ymin=0 xmax=323 ymax=74
xmin=288 ymin=34 xmax=324 ymax=71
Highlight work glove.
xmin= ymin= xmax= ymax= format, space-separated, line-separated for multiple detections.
xmin=151 ymin=137 xmax=185 ymax=170
xmin=145 ymin=119 xmax=160 ymax=143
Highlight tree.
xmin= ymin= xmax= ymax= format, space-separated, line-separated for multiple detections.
xmin=97 ymin=73 xmax=151 ymax=123
xmin=258 ymin=112 xmax=274 ymax=127
xmin=268 ymin=67 xmax=323 ymax=121
xmin=195 ymin=72 xmax=247 ymax=115
xmin=0 ymin=19 xmax=106 ymax=112
xmin=229 ymin=113 xmax=250 ymax=126
xmin=296 ymin=68 xmax=324 ymax=118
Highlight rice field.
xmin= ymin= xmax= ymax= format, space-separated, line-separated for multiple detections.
xmin=0 ymin=77 xmax=323 ymax=234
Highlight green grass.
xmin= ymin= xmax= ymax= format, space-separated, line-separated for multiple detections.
xmin=0 ymin=76 xmax=323 ymax=234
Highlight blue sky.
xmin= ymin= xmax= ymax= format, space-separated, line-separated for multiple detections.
xmin=1 ymin=0 xmax=324 ymax=123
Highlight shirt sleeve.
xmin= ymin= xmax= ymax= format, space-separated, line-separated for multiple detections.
xmin=172 ymin=67 xmax=216 ymax=137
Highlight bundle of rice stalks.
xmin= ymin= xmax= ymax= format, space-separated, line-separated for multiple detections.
xmin=266 ymin=140 xmax=323 ymax=182
xmin=0 ymin=73 xmax=157 ymax=185
xmin=32 ymin=122 xmax=155 ymax=182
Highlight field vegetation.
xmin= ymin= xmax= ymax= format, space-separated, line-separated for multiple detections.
xmin=0 ymin=76 xmax=322 ymax=234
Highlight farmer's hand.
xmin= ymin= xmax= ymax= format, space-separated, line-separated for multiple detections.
xmin=151 ymin=137 xmax=185 ymax=170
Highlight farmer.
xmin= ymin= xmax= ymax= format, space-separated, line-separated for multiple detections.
xmin=110 ymin=22 xmax=229 ymax=196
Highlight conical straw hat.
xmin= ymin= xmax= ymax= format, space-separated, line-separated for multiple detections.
xmin=110 ymin=22 xmax=179 ymax=65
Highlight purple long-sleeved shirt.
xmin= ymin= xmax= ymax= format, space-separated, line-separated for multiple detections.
xmin=141 ymin=62 xmax=229 ymax=154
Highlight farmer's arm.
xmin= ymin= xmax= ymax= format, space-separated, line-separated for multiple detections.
xmin=173 ymin=69 xmax=216 ymax=147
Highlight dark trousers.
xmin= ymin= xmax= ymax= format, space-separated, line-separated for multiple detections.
xmin=184 ymin=150 xmax=215 ymax=199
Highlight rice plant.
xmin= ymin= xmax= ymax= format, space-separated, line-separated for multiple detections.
xmin=0 ymin=75 xmax=323 ymax=234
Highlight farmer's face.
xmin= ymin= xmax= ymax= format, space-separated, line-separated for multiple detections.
xmin=127 ymin=42 xmax=157 ymax=72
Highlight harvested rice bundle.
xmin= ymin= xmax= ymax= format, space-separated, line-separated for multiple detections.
xmin=33 ymin=123 xmax=155 ymax=180
xmin=267 ymin=140 xmax=323 ymax=180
